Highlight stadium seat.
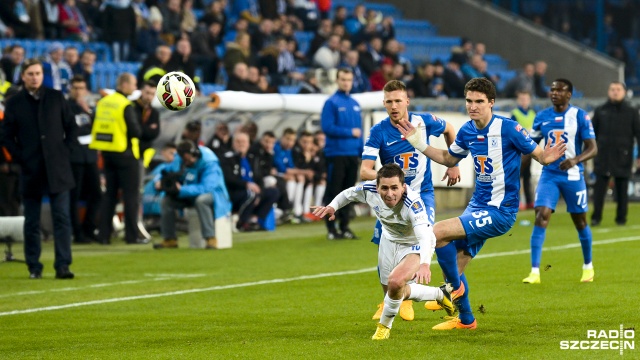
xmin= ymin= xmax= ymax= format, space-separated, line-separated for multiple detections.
xmin=294 ymin=31 xmax=315 ymax=55
xmin=199 ymin=83 xmax=226 ymax=96
xmin=395 ymin=19 xmax=437 ymax=38
xmin=278 ymin=85 xmax=301 ymax=94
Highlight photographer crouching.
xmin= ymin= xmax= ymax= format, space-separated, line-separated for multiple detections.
xmin=152 ymin=140 xmax=231 ymax=249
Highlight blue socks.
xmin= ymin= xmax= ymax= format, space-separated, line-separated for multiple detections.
xmin=530 ymin=225 xmax=546 ymax=268
xmin=456 ymin=274 xmax=475 ymax=325
xmin=435 ymin=243 xmax=460 ymax=289
xmin=578 ymin=226 xmax=592 ymax=265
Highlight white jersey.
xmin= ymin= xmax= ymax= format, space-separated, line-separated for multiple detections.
xmin=328 ymin=180 xmax=432 ymax=246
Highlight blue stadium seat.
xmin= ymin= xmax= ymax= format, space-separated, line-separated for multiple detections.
xmin=294 ymin=31 xmax=314 ymax=54
xmin=278 ymin=85 xmax=301 ymax=94
xmin=395 ymin=19 xmax=437 ymax=38
xmin=192 ymin=9 xmax=204 ymax=20
xmin=223 ymin=30 xmax=237 ymax=44
xmin=199 ymin=83 xmax=226 ymax=96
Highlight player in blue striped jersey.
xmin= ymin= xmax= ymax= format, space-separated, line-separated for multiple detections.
xmin=523 ymin=79 xmax=597 ymax=284
xmin=397 ymin=78 xmax=566 ymax=330
xmin=361 ymin=80 xmax=460 ymax=321
xmin=312 ymin=164 xmax=456 ymax=340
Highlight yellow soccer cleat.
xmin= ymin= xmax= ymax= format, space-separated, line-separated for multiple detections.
xmin=581 ymin=268 xmax=594 ymax=283
xmin=424 ymin=282 xmax=465 ymax=311
xmin=399 ymin=300 xmax=414 ymax=321
xmin=437 ymin=284 xmax=457 ymax=316
xmin=432 ymin=316 xmax=477 ymax=330
xmin=372 ymin=302 xmax=383 ymax=320
xmin=522 ymin=272 xmax=541 ymax=284
xmin=371 ymin=323 xmax=391 ymax=340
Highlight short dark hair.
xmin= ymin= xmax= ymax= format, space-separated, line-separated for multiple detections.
xmin=299 ymin=130 xmax=313 ymax=138
xmin=143 ymin=80 xmax=156 ymax=88
xmin=553 ymin=78 xmax=573 ymax=94
xmin=262 ymin=131 xmax=276 ymax=139
xmin=464 ymin=77 xmax=497 ymax=102
xmin=336 ymin=67 xmax=353 ymax=79
xmin=163 ymin=142 xmax=177 ymax=150
xmin=376 ymin=163 xmax=405 ymax=186
xmin=70 ymin=74 xmax=86 ymax=85
xmin=282 ymin=128 xmax=296 ymax=136
xmin=176 ymin=140 xmax=200 ymax=158
xmin=21 ymin=58 xmax=42 ymax=74
xmin=610 ymin=81 xmax=627 ymax=90
xmin=383 ymin=80 xmax=406 ymax=93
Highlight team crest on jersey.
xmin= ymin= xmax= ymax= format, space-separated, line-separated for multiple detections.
xmin=393 ymin=152 xmax=419 ymax=177
xmin=474 ymin=155 xmax=494 ymax=182
xmin=411 ymin=201 xmax=424 ymax=214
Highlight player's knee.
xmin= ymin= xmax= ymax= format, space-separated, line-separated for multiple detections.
xmin=386 ymin=276 xmax=405 ymax=293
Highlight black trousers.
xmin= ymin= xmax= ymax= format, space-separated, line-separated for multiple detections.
xmin=591 ymin=175 xmax=629 ymax=224
xmin=0 ymin=165 xmax=20 ymax=216
xmin=70 ymin=162 xmax=102 ymax=241
xmin=323 ymin=156 xmax=359 ymax=232
xmin=23 ymin=190 xmax=72 ymax=272
xmin=97 ymin=153 xmax=140 ymax=243
xmin=230 ymin=187 xmax=280 ymax=225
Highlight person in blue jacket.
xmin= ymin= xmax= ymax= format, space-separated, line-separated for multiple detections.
xmin=320 ymin=68 xmax=363 ymax=240
xmin=152 ymin=140 xmax=231 ymax=249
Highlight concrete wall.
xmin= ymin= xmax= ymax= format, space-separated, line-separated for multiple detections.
xmin=373 ymin=0 xmax=624 ymax=97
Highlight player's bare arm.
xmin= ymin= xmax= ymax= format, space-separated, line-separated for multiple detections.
xmin=530 ymin=138 xmax=567 ymax=166
xmin=396 ymin=119 xmax=461 ymax=168
xmin=559 ymin=138 xmax=597 ymax=171
xmin=441 ymin=121 xmax=461 ymax=186
xmin=360 ymin=159 xmax=377 ymax=180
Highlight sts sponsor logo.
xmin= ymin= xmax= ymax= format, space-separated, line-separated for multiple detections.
xmin=547 ymin=130 xmax=568 ymax=145
xmin=393 ymin=153 xmax=419 ymax=177
xmin=473 ymin=155 xmax=494 ymax=183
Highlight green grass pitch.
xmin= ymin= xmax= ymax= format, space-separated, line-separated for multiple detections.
xmin=1 ymin=202 xmax=638 ymax=359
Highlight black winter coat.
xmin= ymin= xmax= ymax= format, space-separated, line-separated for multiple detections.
xmin=591 ymin=100 xmax=640 ymax=177
xmin=1 ymin=87 xmax=78 ymax=196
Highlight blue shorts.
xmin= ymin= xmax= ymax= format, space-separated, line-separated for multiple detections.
xmin=371 ymin=191 xmax=435 ymax=245
xmin=534 ymin=171 xmax=588 ymax=214
xmin=455 ymin=205 xmax=517 ymax=257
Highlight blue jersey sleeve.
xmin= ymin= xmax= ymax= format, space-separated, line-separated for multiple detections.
xmin=578 ymin=109 xmax=596 ymax=141
xmin=509 ymin=121 xmax=537 ymax=155
xmin=422 ymin=113 xmax=446 ymax=139
xmin=529 ymin=113 xmax=544 ymax=143
xmin=448 ymin=123 xmax=470 ymax=158
xmin=362 ymin=123 xmax=382 ymax=161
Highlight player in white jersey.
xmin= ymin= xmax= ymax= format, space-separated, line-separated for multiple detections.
xmin=522 ymin=79 xmax=597 ymax=284
xmin=312 ymin=163 xmax=456 ymax=340
xmin=361 ymin=80 xmax=460 ymax=321
xmin=397 ymin=78 xmax=566 ymax=330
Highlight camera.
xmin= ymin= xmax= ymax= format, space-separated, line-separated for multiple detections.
xmin=161 ymin=170 xmax=183 ymax=197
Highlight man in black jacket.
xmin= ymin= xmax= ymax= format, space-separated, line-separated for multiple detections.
xmin=590 ymin=81 xmax=640 ymax=226
xmin=220 ymin=131 xmax=279 ymax=231
xmin=1 ymin=58 xmax=78 ymax=279
xmin=67 ymin=75 xmax=101 ymax=244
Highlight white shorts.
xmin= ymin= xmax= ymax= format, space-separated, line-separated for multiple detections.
xmin=377 ymin=233 xmax=420 ymax=286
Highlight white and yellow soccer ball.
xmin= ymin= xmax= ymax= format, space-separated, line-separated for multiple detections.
xmin=155 ymin=71 xmax=196 ymax=111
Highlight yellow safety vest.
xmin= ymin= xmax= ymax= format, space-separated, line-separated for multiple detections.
xmin=511 ymin=107 xmax=536 ymax=131
xmin=143 ymin=67 xmax=166 ymax=82
xmin=90 ymin=92 xmax=140 ymax=159
xmin=0 ymin=81 xmax=12 ymax=101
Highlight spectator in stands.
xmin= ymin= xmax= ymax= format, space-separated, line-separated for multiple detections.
xmin=182 ymin=120 xmax=204 ymax=146
xmin=313 ymin=33 xmax=341 ymax=70
xmin=474 ymin=42 xmax=486 ymax=58
xmin=290 ymin=0 xmax=319 ymax=32
xmin=260 ymin=37 xmax=302 ymax=87
xmin=42 ymin=42 xmax=73 ymax=94
xmin=341 ymin=50 xmax=369 ymax=94
xmin=321 ymin=68 xmax=362 ymax=240
xmin=339 ymin=38 xmax=352 ymax=62
xmin=288 ymin=38 xmax=307 ymax=67
xmin=168 ymin=38 xmax=197 ymax=83
xmin=63 ymin=47 xmax=80 ymax=73
xmin=407 ymin=62 xmax=434 ymax=98
xmin=252 ymin=18 xmax=277 ymax=54
xmin=208 ymin=122 xmax=232 ymax=156
xmin=153 ymin=139 xmax=230 ymax=249
xmin=307 ymin=18 xmax=332 ymax=60
xmin=504 ymin=62 xmax=535 ymax=98
xmin=223 ymin=31 xmax=256 ymax=75
xmin=298 ymin=69 xmax=321 ymax=94
xmin=101 ymin=0 xmax=136 ymax=62
xmin=461 ymin=54 xmax=484 ymax=82
xmin=533 ymin=60 xmax=548 ymax=98
xmin=221 ymin=131 xmax=279 ymax=232
xmin=332 ymin=5 xmax=347 ymax=26
xmin=66 ymin=75 xmax=101 ymax=244
xmin=246 ymin=65 xmax=263 ymax=91
xmin=590 ymin=81 xmax=640 ymax=227
xmin=131 ymin=0 xmax=152 ymax=28
xmin=191 ymin=21 xmax=222 ymax=83
xmin=159 ymin=0 xmax=182 ymax=44
xmin=369 ymin=57 xmax=394 ymax=91
xmin=235 ymin=0 xmax=262 ymax=26
xmin=58 ymin=0 xmax=91 ymax=42
xmin=135 ymin=8 xmax=165 ymax=61
xmin=41 ymin=0 xmax=60 ymax=39
xmin=442 ymin=58 xmax=465 ymax=98
xmin=134 ymin=81 xmax=160 ymax=170
xmin=0 ymin=0 xmax=32 ymax=39
xmin=0 ymin=81 xmax=20 ymax=217
xmin=137 ymin=44 xmax=172 ymax=85
xmin=2 ymin=58 xmax=78 ymax=279
xmin=92 ymin=73 xmax=145 ymax=245
xmin=344 ymin=3 xmax=364 ymax=36
xmin=379 ymin=16 xmax=395 ymax=43
xmin=181 ymin=0 xmax=197 ymax=34
xmin=25 ymin=0 xmax=45 ymax=39
xmin=511 ymin=90 xmax=536 ymax=210
xmin=293 ymin=131 xmax=326 ymax=221
xmin=359 ymin=36 xmax=383 ymax=77
xmin=200 ymin=0 xmax=227 ymax=33
xmin=0 ymin=44 xmax=24 ymax=85
xmin=0 ymin=18 xmax=12 ymax=39
xmin=392 ymin=63 xmax=407 ymax=82
xmin=227 ymin=62 xmax=261 ymax=92
xmin=74 ymin=49 xmax=96 ymax=91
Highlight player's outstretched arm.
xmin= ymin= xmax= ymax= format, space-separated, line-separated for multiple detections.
xmin=397 ymin=119 xmax=460 ymax=167
xmin=531 ymin=138 xmax=567 ymax=166
xmin=311 ymin=205 xmax=336 ymax=221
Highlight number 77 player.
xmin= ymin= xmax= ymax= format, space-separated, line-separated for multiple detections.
xmin=396 ymin=78 xmax=567 ymax=330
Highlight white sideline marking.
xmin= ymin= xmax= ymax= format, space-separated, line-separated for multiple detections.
xmin=593 ymin=225 xmax=640 ymax=233
xmin=2 ymin=236 xmax=639 ymax=317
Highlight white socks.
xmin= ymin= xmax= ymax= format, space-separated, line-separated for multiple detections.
xmin=314 ymin=184 xmax=326 ymax=207
xmin=302 ymin=184 xmax=313 ymax=214
xmin=379 ymin=294 xmax=402 ymax=329
xmin=530 ymin=267 xmax=540 ymax=274
xmin=407 ymin=283 xmax=443 ymax=302
xmin=286 ymin=180 xmax=297 ymax=203
xmin=293 ymin=181 xmax=305 ymax=216
xmin=583 ymin=262 xmax=593 ymax=270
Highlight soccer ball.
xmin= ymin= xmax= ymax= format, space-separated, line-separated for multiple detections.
xmin=155 ymin=71 xmax=196 ymax=111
